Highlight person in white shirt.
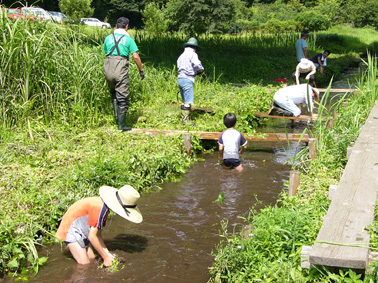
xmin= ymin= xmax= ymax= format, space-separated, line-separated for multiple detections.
xmin=177 ymin=38 xmax=204 ymax=125
xmin=272 ymin=84 xmax=319 ymax=117
xmin=292 ymin=58 xmax=317 ymax=86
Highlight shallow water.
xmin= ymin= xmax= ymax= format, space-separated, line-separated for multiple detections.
xmin=22 ymin=139 xmax=299 ymax=283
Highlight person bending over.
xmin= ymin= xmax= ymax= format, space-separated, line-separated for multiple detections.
xmin=55 ymin=185 xmax=143 ymax=267
xmin=292 ymin=58 xmax=317 ymax=86
xmin=272 ymin=84 xmax=319 ymax=117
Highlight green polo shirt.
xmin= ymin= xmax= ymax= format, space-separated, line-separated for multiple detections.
xmin=103 ymin=31 xmax=139 ymax=57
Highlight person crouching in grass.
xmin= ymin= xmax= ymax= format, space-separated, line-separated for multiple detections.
xmin=218 ymin=113 xmax=248 ymax=172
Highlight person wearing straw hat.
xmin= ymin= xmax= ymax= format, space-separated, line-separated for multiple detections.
xmin=55 ymin=185 xmax=142 ymax=267
xmin=292 ymin=58 xmax=317 ymax=86
xmin=177 ymin=37 xmax=204 ymax=126
xmin=295 ymin=29 xmax=309 ymax=62
xmin=270 ymin=84 xmax=320 ymax=117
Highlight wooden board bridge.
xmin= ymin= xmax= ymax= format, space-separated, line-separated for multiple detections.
xmin=302 ymin=101 xmax=378 ymax=270
xmin=129 ymin=128 xmax=310 ymax=143
xmin=231 ymin=83 xmax=358 ymax=94
xmin=254 ymin=112 xmax=321 ymax=121
xmin=317 ymin=88 xmax=358 ymax=93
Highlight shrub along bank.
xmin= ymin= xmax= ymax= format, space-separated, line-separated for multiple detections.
xmin=0 ymin=14 xmax=377 ymax=279
xmin=209 ymin=55 xmax=378 ymax=282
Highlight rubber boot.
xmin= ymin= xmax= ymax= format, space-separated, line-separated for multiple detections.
xmin=112 ymin=99 xmax=119 ymax=123
xmin=118 ymin=114 xmax=131 ymax=131
xmin=181 ymin=105 xmax=191 ymax=125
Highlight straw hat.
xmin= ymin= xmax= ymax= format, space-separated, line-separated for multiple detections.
xmin=312 ymin=87 xmax=320 ymax=101
xmin=298 ymin=58 xmax=311 ymax=70
xmin=99 ymin=185 xmax=143 ymax=223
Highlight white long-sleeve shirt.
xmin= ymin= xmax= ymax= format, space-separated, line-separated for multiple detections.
xmin=274 ymin=84 xmax=314 ymax=109
xmin=177 ymin=47 xmax=204 ymax=82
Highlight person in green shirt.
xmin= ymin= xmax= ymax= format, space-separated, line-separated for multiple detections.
xmin=103 ymin=17 xmax=145 ymax=131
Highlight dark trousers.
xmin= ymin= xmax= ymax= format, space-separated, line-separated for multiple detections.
xmin=291 ymin=72 xmax=315 ymax=85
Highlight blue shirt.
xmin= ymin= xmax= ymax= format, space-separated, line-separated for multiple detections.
xmin=295 ymin=38 xmax=307 ymax=62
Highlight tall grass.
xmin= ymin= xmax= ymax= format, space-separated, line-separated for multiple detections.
xmin=0 ymin=17 xmax=363 ymax=131
xmin=0 ymin=17 xmax=109 ymax=129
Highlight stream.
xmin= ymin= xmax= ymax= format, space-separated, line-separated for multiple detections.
xmin=26 ymin=140 xmax=297 ymax=283
xmin=8 ymin=68 xmax=362 ymax=283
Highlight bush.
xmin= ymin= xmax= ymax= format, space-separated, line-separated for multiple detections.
xmin=264 ymin=19 xmax=297 ymax=34
xmin=296 ymin=10 xmax=332 ymax=31
xmin=343 ymin=0 xmax=378 ymax=29
xmin=230 ymin=19 xmax=260 ymax=34
xmin=141 ymin=2 xmax=169 ymax=35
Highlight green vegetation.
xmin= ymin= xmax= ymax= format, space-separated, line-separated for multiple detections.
xmin=3 ymin=0 xmax=378 ymax=33
xmin=208 ymin=55 xmax=378 ymax=282
xmin=1 ymin=11 xmax=378 ymax=281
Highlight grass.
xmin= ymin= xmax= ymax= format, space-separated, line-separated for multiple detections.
xmin=1 ymin=12 xmax=378 ymax=279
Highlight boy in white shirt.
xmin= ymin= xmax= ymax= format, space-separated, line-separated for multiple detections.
xmin=218 ymin=113 xmax=248 ymax=172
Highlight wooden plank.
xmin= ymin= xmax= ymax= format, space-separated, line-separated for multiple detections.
xmin=317 ymin=88 xmax=358 ymax=93
xmin=309 ymin=102 xmax=378 ymax=269
xmin=231 ymin=83 xmax=249 ymax=87
xmin=166 ymin=105 xmax=214 ymax=113
xmin=254 ymin=112 xmax=320 ymax=121
xmin=192 ymin=107 xmax=214 ymax=113
xmin=231 ymin=84 xmax=358 ymax=94
xmin=128 ymin=128 xmax=310 ymax=142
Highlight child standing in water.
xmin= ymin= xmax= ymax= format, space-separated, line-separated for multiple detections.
xmin=218 ymin=113 xmax=248 ymax=172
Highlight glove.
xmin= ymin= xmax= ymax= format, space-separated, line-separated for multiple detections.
xmin=139 ymin=70 xmax=145 ymax=80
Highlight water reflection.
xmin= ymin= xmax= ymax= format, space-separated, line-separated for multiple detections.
xmin=25 ymin=144 xmax=294 ymax=283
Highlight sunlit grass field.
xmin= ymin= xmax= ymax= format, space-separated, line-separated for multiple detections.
xmin=1 ymin=11 xmax=378 ymax=280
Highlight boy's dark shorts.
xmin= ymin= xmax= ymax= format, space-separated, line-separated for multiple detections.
xmin=223 ymin=158 xmax=241 ymax=167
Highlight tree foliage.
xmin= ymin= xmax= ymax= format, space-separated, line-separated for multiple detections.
xmin=343 ymin=0 xmax=378 ymax=29
xmin=3 ymin=0 xmax=378 ymax=33
xmin=59 ymin=0 xmax=94 ymax=21
xmin=250 ymin=2 xmax=298 ymax=23
xmin=165 ymin=0 xmax=236 ymax=34
xmin=106 ymin=0 xmax=143 ymax=27
xmin=141 ymin=2 xmax=169 ymax=34
xmin=296 ymin=9 xmax=331 ymax=31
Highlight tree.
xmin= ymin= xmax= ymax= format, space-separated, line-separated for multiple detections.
xmin=59 ymin=0 xmax=94 ymax=21
xmin=343 ymin=0 xmax=378 ymax=29
xmin=296 ymin=9 xmax=331 ymax=31
xmin=106 ymin=0 xmax=143 ymax=28
xmin=141 ymin=2 xmax=169 ymax=34
xmin=165 ymin=0 xmax=236 ymax=34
